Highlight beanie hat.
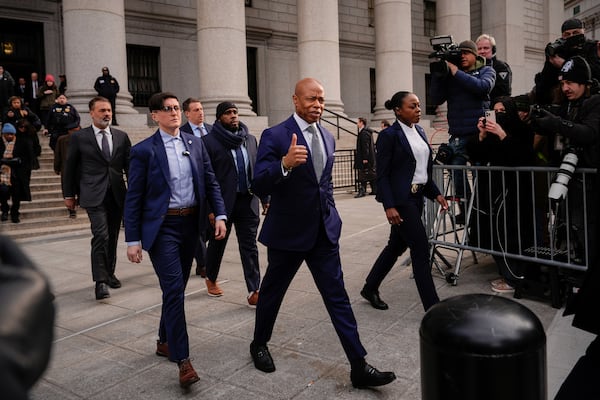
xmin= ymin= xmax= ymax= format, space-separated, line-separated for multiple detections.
xmin=2 ymin=123 xmax=16 ymax=134
xmin=561 ymin=18 xmax=583 ymax=33
xmin=559 ymin=56 xmax=592 ymax=85
xmin=458 ymin=40 xmax=478 ymax=56
xmin=216 ymin=101 xmax=237 ymax=119
xmin=45 ymin=74 xmax=55 ymax=82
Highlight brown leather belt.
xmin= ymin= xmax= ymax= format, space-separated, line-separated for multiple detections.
xmin=166 ymin=207 xmax=197 ymax=216
xmin=411 ymin=184 xmax=424 ymax=194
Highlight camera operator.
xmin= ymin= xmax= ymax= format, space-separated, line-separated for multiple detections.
xmin=476 ymin=34 xmax=512 ymax=99
xmin=531 ymin=56 xmax=600 ymax=269
xmin=532 ymin=18 xmax=600 ymax=106
xmin=430 ymin=39 xmax=496 ymax=224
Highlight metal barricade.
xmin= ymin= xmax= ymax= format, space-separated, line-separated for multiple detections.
xmin=426 ymin=164 xmax=596 ymax=306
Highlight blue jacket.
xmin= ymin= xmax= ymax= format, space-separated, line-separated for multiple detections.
xmin=375 ymin=121 xmax=441 ymax=209
xmin=430 ymin=58 xmax=496 ymax=137
xmin=252 ymin=115 xmax=340 ymax=252
xmin=123 ymin=130 xmax=226 ymax=250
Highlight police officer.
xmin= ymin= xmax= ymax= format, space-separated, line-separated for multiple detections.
xmin=93 ymin=66 xmax=119 ymax=125
xmin=46 ymin=94 xmax=81 ymax=151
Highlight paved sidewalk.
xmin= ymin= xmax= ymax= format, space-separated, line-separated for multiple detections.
xmin=22 ymin=192 xmax=592 ymax=399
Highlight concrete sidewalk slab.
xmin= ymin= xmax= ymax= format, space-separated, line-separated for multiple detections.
xmin=20 ymin=192 xmax=591 ymax=399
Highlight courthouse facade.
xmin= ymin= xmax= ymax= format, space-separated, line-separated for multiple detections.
xmin=0 ymin=0 xmax=596 ymax=130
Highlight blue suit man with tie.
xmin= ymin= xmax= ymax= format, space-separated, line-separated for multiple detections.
xmin=124 ymin=92 xmax=227 ymax=389
xmin=180 ymin=97 xmax=213 ymax=277
xmin=249 ymin=78 xmax=396 ymax=389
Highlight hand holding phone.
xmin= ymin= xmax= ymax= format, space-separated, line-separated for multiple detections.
xmin=484 ymin=110 xmax=496 ymax=125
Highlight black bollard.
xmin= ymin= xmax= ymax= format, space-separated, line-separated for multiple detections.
xmin=420 ymin=294 xmax=546 ymax=400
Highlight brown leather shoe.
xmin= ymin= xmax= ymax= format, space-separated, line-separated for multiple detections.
xmin=205 ymin=279 xmax=223 ymax=297
xmin=156 ymin=341 xmax=169 ymax=358
xmin=178 ymin=359 xmax=200 ymax=388
xmin=247 ymin=290 xmax=259 ymax=307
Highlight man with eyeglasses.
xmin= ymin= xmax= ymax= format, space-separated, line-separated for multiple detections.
xmin=124 ymin=92 xmax=227 ymax=389
xmin=63 ymin=96 xmax=131 ymax=300
xmin=93 ymin=67 xmax=120 ymax=125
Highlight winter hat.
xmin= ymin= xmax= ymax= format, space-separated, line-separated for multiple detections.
xmin=561 ymin=18 xmax=583 ymax=33
xmin=458 ymin=40 xmax=478 ymax=56
xmin=559 ymin=56 xmax=592 ymax=85
xmin=2 ymin=123 xmax=16 ymax=134
xmin=45 ymin=74 xmax=55 ymax=83
xmin=216 ymin=101 xmax=237 ymax=119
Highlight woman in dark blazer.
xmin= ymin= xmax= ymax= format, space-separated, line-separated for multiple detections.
xmin=360 ymin=91 xmax=448 ymax=311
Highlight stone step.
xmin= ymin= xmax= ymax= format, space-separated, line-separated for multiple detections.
xmin=10 ymin=205 xmax=79 ymax=219
xmin=1 ymin=218 xmax=91 ymax=241
xmin=20 ymin=197 xmax=65 ymax=210
xmin=29 ymin=182 xmax=63 ymax=193
xmin=26 ymin=189 xmax=62 ymax=200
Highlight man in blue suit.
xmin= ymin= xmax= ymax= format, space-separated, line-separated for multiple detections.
xmin=180 ymin=97 xmax=213 ymax=277
xmin=249 ymin=77 xmax=396 ymax=388
xmin=124 ymin=92 xmax=227 ymax=389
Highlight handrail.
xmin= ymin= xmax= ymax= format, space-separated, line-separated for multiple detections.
xmin=321 ymin=108 xmax=358 ymax=140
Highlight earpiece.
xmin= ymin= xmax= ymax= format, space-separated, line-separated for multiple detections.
xmin=492 ymin=45 xmax=497 ymax=54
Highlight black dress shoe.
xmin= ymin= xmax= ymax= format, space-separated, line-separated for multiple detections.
xmin=95 ymin=282 xmax=110 ymax=300
xmin=360 ymin=287 xmax=389 ymax=310
xmin=1 ymin=213 xmax=8 ymax=221
xmin=108 ymin=275 xmax=121 ymax=289
xmin=351 ymin=362 xmax=396 ymax=388
xmin=250 ymin=341 xmax=276 ymax=373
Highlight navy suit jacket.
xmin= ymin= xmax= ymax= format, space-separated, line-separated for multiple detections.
xmin=180 ymin=122 xmax=213 ymax=137
xmin=375 ymin=121 xmax=441 ymax=210
xmin=252 ymin=115 xmax=340 ymax=252
xmin=123 ymin=130 xmax=226 ymax=251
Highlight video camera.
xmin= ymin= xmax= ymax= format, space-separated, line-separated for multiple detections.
xmin=529 ymin=104 xmax=561 ymax=119
xmin=545 ymin=34 xmax=586 ymax=59
xmin=429 ymin=35 xmax=462 ymax=75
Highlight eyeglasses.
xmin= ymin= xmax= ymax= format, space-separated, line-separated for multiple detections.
xmin=157 ymin=105 xmax=181 ymax=113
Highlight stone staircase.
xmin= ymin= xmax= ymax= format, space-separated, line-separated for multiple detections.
xmin=0 ymin=126 xmax=155 ymax=242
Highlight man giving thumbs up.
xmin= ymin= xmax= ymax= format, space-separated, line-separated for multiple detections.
xmin=248 ymin=77 xmax=396 ymax=389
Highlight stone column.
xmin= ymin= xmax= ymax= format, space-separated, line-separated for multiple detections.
xmin=436 ymin=0 xmax=471 ymax=42
xmin=62 ymin=0 xmax=137 ymax=125
xmin=481 ymin=0 xmax=527 ymax=94
xmin=372 ymin=0 xmax=412 ymax=122
xmin=197 ymin=0 xmax=255 ymax=119
xmin=431 ymin=0 xmax=470 ymax=129
xmin=297 ymin=0 xmax=344 ymax=114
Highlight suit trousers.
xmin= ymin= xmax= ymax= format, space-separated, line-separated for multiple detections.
xmin=254 ymin=223 xmax=367 ymax=363
xmin=148 ymin=214 xmax=198 ymax=363
xmin=85 ymin=190 xmax=122 ymax=283
xmin=364 ymin=194 xmax=439 ymax=311
xmin=206 ymin=193 xmax=260 ymax=292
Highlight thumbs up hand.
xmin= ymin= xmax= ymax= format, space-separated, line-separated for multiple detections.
xmin=282 ymin=133 xmax=308 ymax=169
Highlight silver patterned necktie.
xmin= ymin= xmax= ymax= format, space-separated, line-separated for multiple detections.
xmin=100 ymin=130 xmax=111 ymax=159
xmin=308 ymin=124 xmax=323 ymax=181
